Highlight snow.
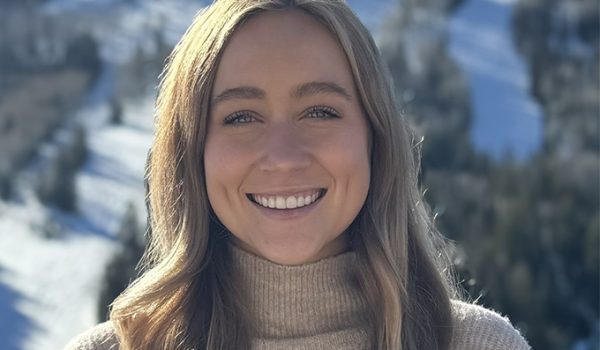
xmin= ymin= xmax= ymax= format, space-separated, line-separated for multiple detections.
xmin=448 ymin=0 xmax=543 ymax=160
xmin=42 ymin=0 xmax=210 ymax=64
xmin=76 ymin=102 xmax=154 ymax=236
xmin=487 ymin=0 xmax=519 ymax=4
xmin=0 ymin=96 xmax=155 ymax=349
xmin=347 ymin=0 xmax=397 ymax=36
xmin=0 ymin=209 xmax=115 ymax=350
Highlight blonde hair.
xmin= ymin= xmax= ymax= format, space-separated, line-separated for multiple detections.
xmin=110 ymin=1 xmax=456 ymax=349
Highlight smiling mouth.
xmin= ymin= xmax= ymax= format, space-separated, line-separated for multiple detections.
xmin=246 ymin=188 xmax=327 ymax=210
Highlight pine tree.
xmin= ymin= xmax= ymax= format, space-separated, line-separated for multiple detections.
xmin=98 ymin=202 xmax=146 ymax=321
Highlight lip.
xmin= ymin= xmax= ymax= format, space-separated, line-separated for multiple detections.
xmin=246 ymin=188 xmax=327 ymax=220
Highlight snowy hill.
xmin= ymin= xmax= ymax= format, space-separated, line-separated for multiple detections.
xmin=448 ymin=0 xmax=542 ymax=160
xmin=0 ymin=98 xmax=154 ymax=350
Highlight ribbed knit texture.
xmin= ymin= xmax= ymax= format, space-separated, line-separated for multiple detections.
xmin=64 ymin=244 xmax=531 ymax=350
xmin=230 ymin=244 xmax=372 ymax=349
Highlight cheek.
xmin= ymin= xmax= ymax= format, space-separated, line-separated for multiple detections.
xmin=348 ymin=122 xmax=371 ymax=197
xmin=203 ymin=135 xmax=248 ymax=205
xmin=347 ymin=139 xmax=371 ymax=197
xmin=343 ymin=120 xmax=371 ymax=169
xmin=322 ymin=123 xmax=371 ymax=193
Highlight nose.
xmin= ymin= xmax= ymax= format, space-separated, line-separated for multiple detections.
xmin=258 ymin=124 xmax=311 ymax=173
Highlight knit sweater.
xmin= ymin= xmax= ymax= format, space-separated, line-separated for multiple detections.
xmin=64 ymin=245 xmax=531 ymax=349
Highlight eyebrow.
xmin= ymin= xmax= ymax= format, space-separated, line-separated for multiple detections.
xmin=292 ymin=81 xmax=352 ymax=100
xmin=211 ymin=86 xmax=265 ymax=106
xmin=211 ymin=81 xmax=352 ymax=107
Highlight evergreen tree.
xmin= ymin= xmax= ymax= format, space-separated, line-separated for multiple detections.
xmin=98 ymin=202 xmax=145 ymax=321
xmin=109 ymin=98 xmax=123 ymax=125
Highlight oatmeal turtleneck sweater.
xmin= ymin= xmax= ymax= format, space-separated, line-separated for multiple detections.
xmin=65 ymin=245 xmax=531 ymax=350
xmin=230 ymin=245 xmax=372 ymax=349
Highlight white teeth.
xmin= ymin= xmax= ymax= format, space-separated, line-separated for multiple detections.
xmin=276 ymin=197 xmax=286 ymax=209
xmin=251 ymin=190 xmax=323 ymax=210
xmin=286 ymin=196 xmax=297 ymax=209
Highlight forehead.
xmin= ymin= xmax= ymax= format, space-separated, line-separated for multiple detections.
xmin=212 ymin=9 xmax=355 ymax=94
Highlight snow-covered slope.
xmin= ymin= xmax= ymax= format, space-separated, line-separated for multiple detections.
xmin=0 ymin=98 xmax=154 ymax=350
xmin=42 ymin=0 xmax=210 ymax=63
xmin=448 ymin=0 xmax=542 ymax=160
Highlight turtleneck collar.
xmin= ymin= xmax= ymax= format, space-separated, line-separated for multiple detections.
xmin=229 ymin=243 xmax=371 ymax=344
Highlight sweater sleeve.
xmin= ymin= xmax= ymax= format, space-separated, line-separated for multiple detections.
xmin=450 ymin=299 xmax=531 ymax=350
xmin=63 ymin=321 xmax=120 ymax=350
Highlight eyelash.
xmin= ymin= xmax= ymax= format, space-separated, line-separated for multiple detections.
xmin=223 ymin=111 xmax=255 ymax=125
xmin=306 ymin=106 xmax=340 ymax=120
xmin=222 ymin=106 xmax=341 ymax=125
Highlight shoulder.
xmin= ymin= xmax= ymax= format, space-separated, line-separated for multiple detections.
xmin=63 ymin=321 xmax=119 ymax=350
xmin=449 ymin=299 xmax=531 ymax=350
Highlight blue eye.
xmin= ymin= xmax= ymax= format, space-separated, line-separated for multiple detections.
xmin=223 ymin=111 xmax=257 ymax=125
xmin=306 ymin=106 xmax=340 ymax=119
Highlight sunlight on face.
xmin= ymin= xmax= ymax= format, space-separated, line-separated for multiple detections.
xmin=204 ymin=9 xmax=371 ymax=265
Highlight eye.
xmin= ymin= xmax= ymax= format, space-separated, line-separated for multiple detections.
xmin=305 ymin=106 xmax=341 ymax=120
xmin=223 ymin=111 xmax=257 ymax=125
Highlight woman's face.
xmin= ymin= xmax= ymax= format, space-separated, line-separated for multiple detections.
xmin=204 ymin=9 xmax=371 ymax=265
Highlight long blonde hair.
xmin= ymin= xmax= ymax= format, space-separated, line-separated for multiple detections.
xmin=110 ymin=1 xmax=456 ymax=349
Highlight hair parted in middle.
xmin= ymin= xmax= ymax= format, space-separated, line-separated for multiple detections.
xmin=109 ymin=1 xmax=457 ymax=349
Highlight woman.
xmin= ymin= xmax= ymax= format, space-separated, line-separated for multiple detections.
xmin=66 ymin=0 xmax=530 ymax=349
